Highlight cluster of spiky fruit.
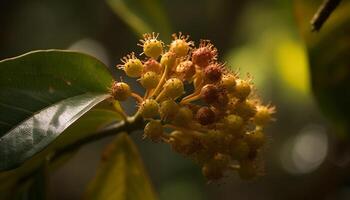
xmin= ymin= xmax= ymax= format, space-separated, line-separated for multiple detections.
xmin=111 ymin=32 xmax=275 ymax=181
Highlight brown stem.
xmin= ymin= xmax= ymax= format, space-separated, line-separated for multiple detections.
xmin=311 ymin=0 xmax=342 ymax=32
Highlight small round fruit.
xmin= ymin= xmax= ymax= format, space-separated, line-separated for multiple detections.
xmin=144 ymin=120 xmax=163 ymax=141
xmin=124 ymin=58 xmax=143 ymax=78
xmin=140 ymin=71 xmax=160 ymax=89
xmin=162 ymin=78 xmax=184 ymax=99
xmin=111 ymin=82 xmax=131 ymax=101
xmin=140 ymin=99 xmax=160 ymax=119
xmin=143 ymin=39 xmax=163 ymax=59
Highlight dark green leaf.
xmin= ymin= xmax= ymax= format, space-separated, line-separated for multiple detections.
xmin=0 ymin=104 xmax=122 ymax=199
xmin=85 ymin=133 xmax=157 ymax=200
xmin=0 ymin=50 xmax=114 ymax=170
xmin=106 ymin=0 xmax=171 ymax=37
xmin=294 ymin=0 xmax=350 ymax=135
xmin=13 ymin=161 xmax=49 ymax=200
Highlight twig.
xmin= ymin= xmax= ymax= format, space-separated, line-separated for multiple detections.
xmin=311 ymin=0 xmax=342 ymax=32
xmin=50 ymin=114 xmax=144 ymax=162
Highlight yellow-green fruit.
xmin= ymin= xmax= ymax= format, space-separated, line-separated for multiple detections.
xmin=140 ymin=99 xmax=159 ymax=119
xmin=235 ymin=100 xmax=257 ymax=120
xmin=230 ymin=140 xmax=249 ymax=160
xmin=124 ymin=58 xmax=143 ymax=78
xmin=224 ymin=114 xmax=243 ymax=132
xmin=162 ymin=78 xmax=184 ymax=99
xmin=140 ymin=71 xmax=160 ymax=89
xmin=234 ymin=79 xmax=251 ymax=100
xmin=238 ymin=160 xmax=258 ymax=180
xmin=245 ymin=130 xmax=265 ymax=149
xmin=170 ymin=39 xmax=190 ymax=57
xmin=160 ymin=51 xmax=177 ymax=68
xmin=169 ymin=130 xmax=198 ymax=155
xmin=111 ymin=82 xmax=131 ymax=101
xmin=160 ymin=99 xmax=179 ymax=121
xmin=143 ymin=39 xmax=163 ymax=59
xmin=172 ymin=107 xmax=193 ymax=126
xmin=144 ymin=120 xmax=163 ymax=141
xmin=254 ymin=105 xmax=273 ymax=125
xmin=221 ymin=74 xmax=236 ymax=93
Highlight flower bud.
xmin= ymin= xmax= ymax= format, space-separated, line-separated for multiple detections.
xmin=196 ymin=106 xmax=216 ymax=125
xmin=162 ymin=78 xmax=184 ymax=99
xmin=143 ymin=58 xmax=162 ymax=74
xmin=144 ymin=120 xmax=163 ymax=141
xmin=160 ymin=99 xmax=179 ymax=121
xmin=192 ymin=40 xmax=217 ymax=68
xmin=254 ymin=105 xmax=274 ymax=126
xmin=170 ymin=33 xmax=191 ymax=57
xmin=169 ymin=130 xmax=199 ymax=155
xmin=245 ymin=129 xmax=265 ymax=149
xmin=140 ymin=99 xmax=159 ymax=119
xmin=172 ymin=106 xmax=193 ymax=127
xmin=234 ymin=100 xmax=257 ymax=120
xmin=141 ymin=33 xmax=163 ymax=59
xmin=176 ymin=60 xmax=196 ymax=81
xmin=124 ymin=58 xmax=143 ymax=78
xmin=230 ymin=140 xmax=249 ymax=160
xmin=221 ymin=74 xmax=236 ymax=93
xmin=200 ymin=84 xmax=219 ymax=104
xmin=203 ymin=63 xmax=223 ymax=83
xmin=140 ymin=71 xmax=160 ymax=89
xmin=202 ymin=162 xmax=224 ymax=181
xmin=234 ymin=79 xmax=251 ymax=100
xmin=111 ymin=82 xmax=131 ymax=101
xmin=224 ymin=114 xmax=243 ymax=131
xmin=160 ymin=51 xmax=177 ymax=69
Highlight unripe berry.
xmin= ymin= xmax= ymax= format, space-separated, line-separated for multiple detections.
xmin=111 ymin=82 xmax=131 ymax=101
xmin=221 ymin=74 xmax=236 ymax=93
xmin=123 ymin=58 xmax=144 ymax=78
xmin=224 ymin=114 xmax=243 ymax=131
xmin=169 ymin=130 xmax=199 ymax=155
xmin=140 ymin=99 xmax=159 ymax=119
xmin=140 ymin=71 xmax=160 ymax=89
xmin=204 ymin=63 xmax=223 ymax=83
xmin=170 ymin=33 xmax=191 ymax=57
xmin=192 ymin=40 xmax=217 ymax=68
xmin=235 ymin=79 xmax=251 ymax=100
xmin=200 ymin=84 xmax=219 ymax=104
xmin=196 ymin=106 xmax=216 ymax=125
xmin=245 ymin=129 xmax=265 ymax=149
xmin=176 ymin=60 xmax=196 ymax=81
xmin=160 ymin=99 xmax=179 ymax=121
xmin=144 ymin=120 xmax=163 ymax=141
xmin=143 ymin=58 xmax=162 ymax=74
xmin=172 ymin=106 xmax=193 ymax=126
xmin=212 ymin=91 xmax=229 ymax=108
xmin=160 ymin=51 xmax=177 ymax=69
xmin=230 ymin=140 xmax=249 ymax=160
xmin=235 ymin=100 xmax=257 ymax=120
xmin=254 ymin=105 xmax=274 ymax=126
xmin=144 ymin=40 xmax=163 ymax=59
xmin=162 ymin=78 xmax=184 ymax=99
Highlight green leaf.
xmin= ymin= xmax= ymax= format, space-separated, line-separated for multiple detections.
xmin=13 ymin=161 xmax=49 ymax=200
xmin=294 ymin=0 xmax=350 ymax=136
xmin=106 ymin=0 xmax=171 ymax=37
xmin=85 ymin=133 xmax=157 ymax=200
xmin=0 ymin=105 xmax=122 ymax=199
xmin=0 ymin=50 xmax=114 ymax=170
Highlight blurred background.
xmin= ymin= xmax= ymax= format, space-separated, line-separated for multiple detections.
xmin=1 ymin=0 xmax=350 ymax=199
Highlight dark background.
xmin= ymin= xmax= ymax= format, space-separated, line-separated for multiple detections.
xmin=1 ymin=0 xmax=349 ymax=199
